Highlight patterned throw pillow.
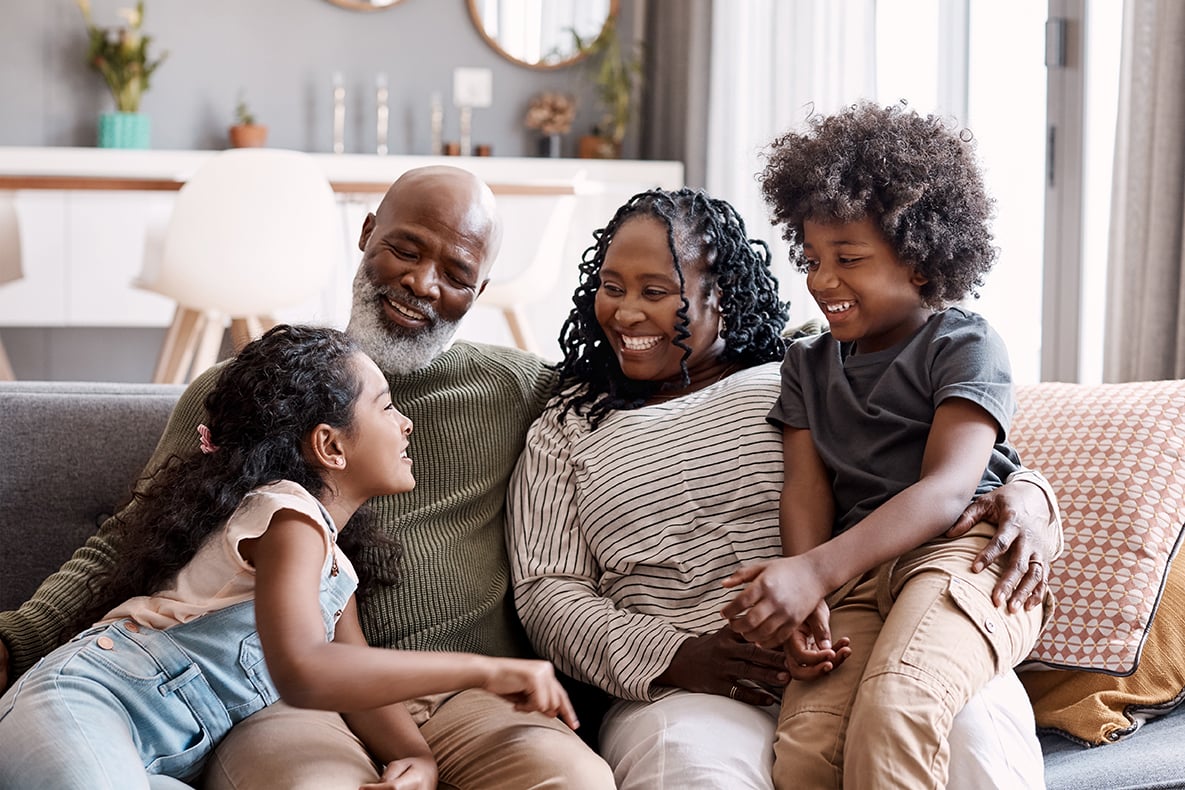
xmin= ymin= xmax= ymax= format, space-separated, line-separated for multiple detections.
xmin=1011 ymin=380 xmax=1185 ymax=674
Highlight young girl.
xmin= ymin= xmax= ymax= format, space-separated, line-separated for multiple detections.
xmin=0 ymin=324 xmax=576 ymax=789
xmin=721 ymin=103 xmax=1053 ymax=788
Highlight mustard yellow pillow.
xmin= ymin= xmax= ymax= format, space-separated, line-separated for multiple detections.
xmin=1020 ymin=551 xmax=1185 ymax=744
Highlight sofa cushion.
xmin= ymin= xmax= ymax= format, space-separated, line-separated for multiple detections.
xmin=0 ymin=381 xmax=184 ymax=612
xmin=1011 ymin=379 xmax=1185 ymax=674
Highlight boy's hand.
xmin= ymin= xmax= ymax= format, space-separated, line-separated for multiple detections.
xmin=784 ymin=602 xmax=851 ymax=681
xmin=361 ymin=756 xmax=437 ymax=790
xmin=721 ymin=556 xmax=828 ymax=648
xmin=484 ymin=659 xmax=580 ymax=730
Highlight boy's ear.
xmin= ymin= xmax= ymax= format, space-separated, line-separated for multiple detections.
xmin=910 ymin=269 xmax=929 ymax=287
xmin=308 ymin=424 xmax=347 ymax=470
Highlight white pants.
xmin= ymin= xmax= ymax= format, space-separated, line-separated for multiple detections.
xmin=598 ymin=671 xmax=1043 ymax=790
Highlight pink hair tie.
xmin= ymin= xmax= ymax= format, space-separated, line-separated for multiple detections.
xmin=197 ymin=424 xmax=219 ymax=455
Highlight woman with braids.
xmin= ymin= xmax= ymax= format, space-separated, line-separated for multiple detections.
xmin=721 ymin=102 xmax=1056 ymax=789
xmin=507 ymin=187 xmax=1061 ymax=789
xmin=0 ymin=324 xmax=575 ymax=789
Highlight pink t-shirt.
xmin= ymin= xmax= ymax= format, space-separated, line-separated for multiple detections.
xmin=101 ymin=480 xmax=357 ymax=629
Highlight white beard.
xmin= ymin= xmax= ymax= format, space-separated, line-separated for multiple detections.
xmin=346 ymin=270 xmax=460 ymax=375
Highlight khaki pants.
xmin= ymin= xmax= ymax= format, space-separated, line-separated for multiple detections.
xmin=203 ymin=689 xmax=613 ymax=790
xmin=771 ymin=523 xmax=1049 ymax=790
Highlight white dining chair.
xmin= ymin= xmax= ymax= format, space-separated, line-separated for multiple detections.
xmin=478 ymin=193 xmax=577 ymax=353
xmin=138 ymin=149 xmax=341 ymax=384
xmin=0 ymin=192 xmax=22 ymax=381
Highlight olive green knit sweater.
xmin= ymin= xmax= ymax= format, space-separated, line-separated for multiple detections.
xmin=0 ymin=341 xmax=556 ymax=678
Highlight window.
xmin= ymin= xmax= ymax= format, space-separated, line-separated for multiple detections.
xmin=707 ymin=0 xmax=1122 ymax=384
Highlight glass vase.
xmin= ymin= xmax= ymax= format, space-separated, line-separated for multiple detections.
xmin=538 ymin=133 xmax=563 ymax=158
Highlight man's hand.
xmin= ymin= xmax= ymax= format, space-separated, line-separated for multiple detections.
xmin=657 ymin=626 xmax=788 ymax=706
xmin=947 ymin=479 xmax=1055 ymax=612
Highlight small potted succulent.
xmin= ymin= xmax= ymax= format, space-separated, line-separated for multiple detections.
xmin=229 ymin=92 xmax=268 ymax=148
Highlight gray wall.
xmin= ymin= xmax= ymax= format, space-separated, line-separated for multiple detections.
xmin=0 ymin=0 xmax=643 ymax=159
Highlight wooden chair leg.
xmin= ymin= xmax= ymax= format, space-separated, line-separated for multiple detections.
xmin=0 ymin=333 xmax=14 ymax=381
xmin=154 ymin=307 xmax=205 ymax=384
xmin=503 ymin=305 xmax=538 ymax=354
xmin=230 ymin=315 xmax=278 ymax=352
xmin=229 ymin=318 xmax=252 ymax=352
xmin=189 ymin=313 xmax=226 ymax=382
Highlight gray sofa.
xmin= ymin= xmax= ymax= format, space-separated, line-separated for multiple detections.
xmin=2 ymin=380 xmax=1184 ymax=789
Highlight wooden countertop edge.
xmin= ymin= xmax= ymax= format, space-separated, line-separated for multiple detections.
xmin=0 ymin=175 xmax=576 ymax=196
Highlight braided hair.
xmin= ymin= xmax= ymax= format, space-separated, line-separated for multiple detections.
xmin=555 ymin=188 xmax=788 ymax=429
xmin=68 ymin=324 xmax=401 ymax=636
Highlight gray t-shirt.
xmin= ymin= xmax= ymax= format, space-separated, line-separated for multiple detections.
xmin=767 ymin=307 xmax=1022 ymax=535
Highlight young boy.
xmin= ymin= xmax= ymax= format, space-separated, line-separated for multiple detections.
xmin=721 ymin=102 xmax=1053 ymax=789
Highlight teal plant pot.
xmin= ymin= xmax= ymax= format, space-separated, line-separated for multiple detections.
xmin=98 ymin=112 xmax=151 ymax=149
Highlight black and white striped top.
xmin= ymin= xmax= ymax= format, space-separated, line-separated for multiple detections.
xmin=507 ymin=363 xmax=785 ymax=701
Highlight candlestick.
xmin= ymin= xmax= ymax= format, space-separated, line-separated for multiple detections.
xmin=376 ymin=73 xmax=389 ymax=156
xmin=430 ymin=92 xmax=443 ymax=156
xmin=332 ymin=72 xmax=345 ymax=155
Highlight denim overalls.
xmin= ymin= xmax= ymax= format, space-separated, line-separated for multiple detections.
xmin=0 ymin=507 xmax=356 ymax=789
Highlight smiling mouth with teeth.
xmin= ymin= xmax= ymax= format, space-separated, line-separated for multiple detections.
xmin=385 ymin=296 xmax=428 ymax=322
xmin=824 ymin=301 xmax=854 ymax=313
xmin=621 ymin=335 xmax=662 ymax=351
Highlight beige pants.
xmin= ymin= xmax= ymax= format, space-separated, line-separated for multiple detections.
xmin=202 ymin=689 xmax=614 ymax=790
xmin=771 ymin=523 xmax=1049 ymax=790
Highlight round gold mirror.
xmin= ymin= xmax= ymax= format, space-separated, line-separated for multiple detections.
xmin=467 ymin=0 xmax=619 ymax=70
xmin=324 ymin=0 xmax=406 ymax=10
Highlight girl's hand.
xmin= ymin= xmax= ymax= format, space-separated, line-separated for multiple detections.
xmin=484 ymin=659 xmax=580 ymax=731
xmin=720 ymin=556 xmax=828 ymax=648
xmin=784 ymin=601 xmax=851 ymax=681
xmin=360 ymin=756 xmax=438 ymax=790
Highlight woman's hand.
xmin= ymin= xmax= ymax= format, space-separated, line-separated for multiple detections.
xmin=657 ymin=626 xmax=788 ymax=706
xmin=947 ymin=479 xmax=1055 ymax=612
xmin=483 ymin=659 xmax=580 ymax=730
xmin=721 ymin=556 xmax=829 ymax=648
xmin=360 ymin=756 xmax=438 ymax=790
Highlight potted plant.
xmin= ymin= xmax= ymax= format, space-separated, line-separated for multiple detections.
xmin=229 ymin=93 xmax=268 ymax=148
xmin=574 ymin=16 xmax=643 ymax=159
xmin=76 ymin=0 xmax=167 ymax=149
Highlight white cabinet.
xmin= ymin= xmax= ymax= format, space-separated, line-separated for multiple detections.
xmin=0 ymin=191 xmax=175 ymax=327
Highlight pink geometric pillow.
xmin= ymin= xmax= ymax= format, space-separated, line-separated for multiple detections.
xmin=1012 ymin=380 xmax=1185 ymax=674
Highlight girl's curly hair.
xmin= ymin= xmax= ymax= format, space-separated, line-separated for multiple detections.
xmin=760 ymin=101 xmax=996 ymax=308
xmin=67 ymin=324 xmax=401 ymax=636
xmin=554 ymin=187 xmax=788 ymax=429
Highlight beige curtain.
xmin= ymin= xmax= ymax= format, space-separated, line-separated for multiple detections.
xmin=1103 ymin=0 xmax=1185 ymax=381
xmin=639 ymin=0 xmax=713 ymax=187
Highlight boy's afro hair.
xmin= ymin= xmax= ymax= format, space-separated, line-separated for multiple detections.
xmin=760 ymin=101 xmax=997 ymax=307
